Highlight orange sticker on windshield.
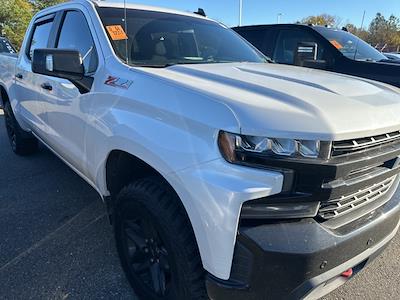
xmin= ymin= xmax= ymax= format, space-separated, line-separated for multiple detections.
xmin=106 ymin=25 xmax=128 ymax=40
xmin=330 ymin=40 xmax=343 ymax=49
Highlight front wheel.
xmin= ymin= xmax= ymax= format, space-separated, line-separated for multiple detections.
xmin=3 ymin=101 xmax=38 ymax=155
xmin=114 ymin=178 xmax=207 ymax=300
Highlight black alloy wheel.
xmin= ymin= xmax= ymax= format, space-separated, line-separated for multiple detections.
xmin=3 ymin=101 xmax=38 ymax=155
xmin=121 ymin=211 xmax=172 ymax=297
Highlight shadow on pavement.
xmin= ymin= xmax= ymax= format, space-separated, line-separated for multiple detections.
xmin=0 ymin=112 xmax=135 ymax=299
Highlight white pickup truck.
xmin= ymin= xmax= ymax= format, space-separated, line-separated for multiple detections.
xmin=1 ymin=1 xmax=400 ymax=299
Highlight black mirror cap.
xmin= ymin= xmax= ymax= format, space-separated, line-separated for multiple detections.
xmin=32 ymin=49 xmax=84 ymax=81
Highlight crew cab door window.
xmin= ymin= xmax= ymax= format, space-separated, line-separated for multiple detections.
xmin=56 ymin=11 xmax=98 ymax=74
xmin=28 ymin=20 xmax=54 ymax=59
xmin=273 ymin=29 xmax=325 ymax=65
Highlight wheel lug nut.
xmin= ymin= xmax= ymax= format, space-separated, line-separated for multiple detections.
xmin=145 ymin=239 xmax=149 ymax=243
xmin=144 ymin=248 xmax=149 ymax=253
xmin=150 ymin=258 xmax=154 ymax=263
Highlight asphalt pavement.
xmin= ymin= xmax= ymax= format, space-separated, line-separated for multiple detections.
xmin=0 ymin=109 xmax=399 ymax=300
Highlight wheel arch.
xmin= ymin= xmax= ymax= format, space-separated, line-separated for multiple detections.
xmin=104 ymin=149 xmax=206 ymax=269
xmin=0 ymin=84 xmax=10 ymax=107
xmin=105 ymin=149 xmax=168 ymax=197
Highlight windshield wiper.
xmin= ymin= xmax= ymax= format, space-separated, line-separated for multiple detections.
xmin=132 ymin=59 xmax=271 ymax=68
xmin=264 ymin=57 xmax=273 ymax=63
xmin=133 ymin=61 xmax=220 ymax=68
xmin=131 ymin=63 xmax=171 ymax=68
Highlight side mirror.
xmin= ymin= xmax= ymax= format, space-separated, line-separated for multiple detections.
xmin=295 ymin=42 xmax=318 ymax=64
xmin=32 ymin=49 xmax=84 ymax=81
xmin=294 ymin=42 xmax=328 ymax=70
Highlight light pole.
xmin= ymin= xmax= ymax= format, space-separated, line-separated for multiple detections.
xmin=277 ymin=13 xmax=283 ymax=24
xmin=239 ymin=0 xmax=243 ymax=26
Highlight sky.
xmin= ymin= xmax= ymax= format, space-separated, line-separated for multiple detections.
xmin=108 ymin=0 xmax=400 ymax=28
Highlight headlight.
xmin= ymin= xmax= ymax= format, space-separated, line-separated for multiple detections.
xmin=218 ymin=131 xmax=329 ymax=162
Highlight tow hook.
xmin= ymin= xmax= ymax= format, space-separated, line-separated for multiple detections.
xmin=341 ymin=268 xmax=353 ymax=278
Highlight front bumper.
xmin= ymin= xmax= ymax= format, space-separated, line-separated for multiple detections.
xmin=206 ymin=192 xmax=400 ymax=300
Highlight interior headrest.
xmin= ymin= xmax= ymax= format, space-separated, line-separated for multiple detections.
xmin=155 ymin=41 xmax=167 ymax=56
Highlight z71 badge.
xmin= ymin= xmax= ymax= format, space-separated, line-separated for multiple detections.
xmin=104 ymin=76 xmax=133 ymax=89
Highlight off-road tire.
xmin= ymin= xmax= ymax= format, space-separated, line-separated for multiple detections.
xmin=114 ymin=178 xmax=208 ymax=300
xmin=3 ymin=101 xmax=38 ymax=155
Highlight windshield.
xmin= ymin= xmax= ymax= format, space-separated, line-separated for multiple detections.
xmin=315 ymin=27 xmax=386 ymax=62
xmin=0 ymin=38 xmax=16 ymax=54
xmin=97 ymin=7 xmax=266 ymax=67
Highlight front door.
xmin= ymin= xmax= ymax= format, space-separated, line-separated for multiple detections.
xmin=38 ymin=9 xmax=99 ymax=175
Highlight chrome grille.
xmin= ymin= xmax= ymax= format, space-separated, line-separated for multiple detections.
xmin=332 ymin=131 xmax=400 ymax=157
xmin=318 ymin=176 xmax=396 ymax=221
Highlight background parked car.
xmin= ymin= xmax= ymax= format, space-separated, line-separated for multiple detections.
xmin=0 ymin=37 xmax=16 ymax=55
xmin=385 ymin=52 xmax=400 ymax=61
xmin=234 ymin=24 xmax=400 ymax=88
xmin=0 ymin=37 xmax=16 ymax=109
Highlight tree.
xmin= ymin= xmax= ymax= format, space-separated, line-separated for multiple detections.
xmin=0 ymin=0 xmax=66 ymax=49
xmin=0 ymin=0 xmax=33 ymax=49
xmin=299 ymin=14 xmax=342 ymax=27
xmin=31 ymin=0 xmax=67 ymax=12
xmin=368 ymin=13 xmax=400 ymax=50
xmin=344 ymin=23 xmax=370 ymax=42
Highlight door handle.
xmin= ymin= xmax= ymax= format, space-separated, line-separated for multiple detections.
xmin=15 ymin=73 xmax=23 ymax=80
xmin=41 ymin=83 xmax=53 ymax=91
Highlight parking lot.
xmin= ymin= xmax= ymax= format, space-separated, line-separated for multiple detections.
xmin=0 ymin=109 xmax=399 ymax=300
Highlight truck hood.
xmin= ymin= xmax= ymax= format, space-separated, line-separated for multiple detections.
xmin=140 ymin=62 xmax=400 ymax=141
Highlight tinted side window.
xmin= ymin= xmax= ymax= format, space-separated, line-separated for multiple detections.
xmin=57 ymin=11 xmax=98 ymax=74
xmin=273 ymin=29 xmax=324 ymax=64
xmin=28 ymin=20 xmax=54 ymax=59
xmin=238 ymin=29 xmax=265 ymax=51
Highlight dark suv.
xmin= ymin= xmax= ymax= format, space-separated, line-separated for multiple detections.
xmin=234 ymin=24 xmax=400 ymax=88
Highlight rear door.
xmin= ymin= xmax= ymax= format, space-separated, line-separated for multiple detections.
xmin=15 ymin=14 xmax=57 ymax=135
xmin=38 ymin=9 xmax=99 ymax=174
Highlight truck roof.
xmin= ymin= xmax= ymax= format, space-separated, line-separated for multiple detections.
xmin=84 ymin=0 xmax=207 ymax=20
xmin=233 ymin=23 xmax=341 ymax=31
